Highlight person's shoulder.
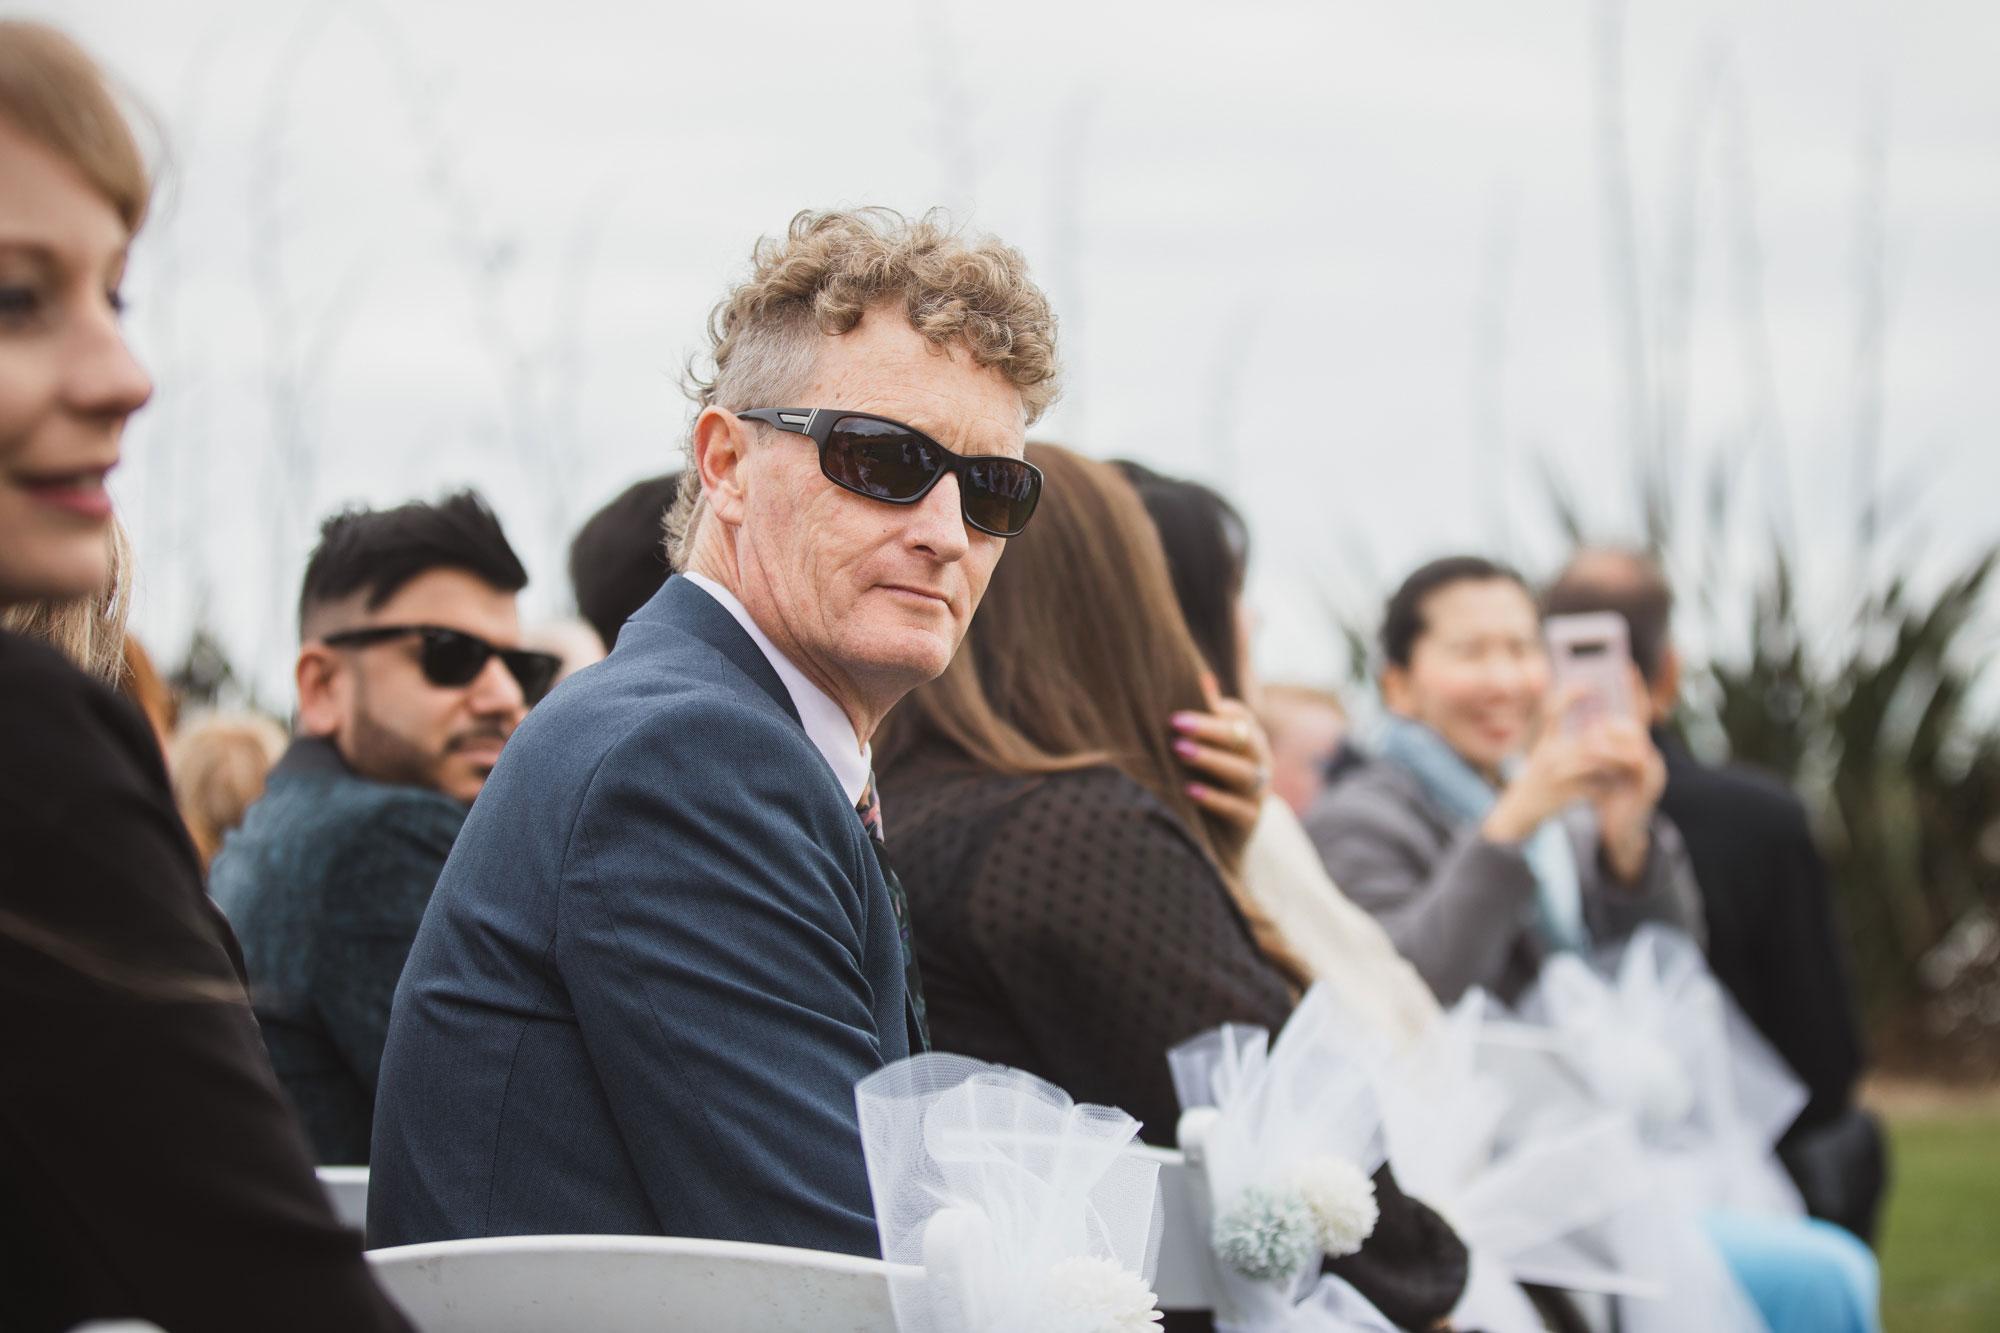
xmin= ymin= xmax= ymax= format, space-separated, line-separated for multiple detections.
xmin=1307 ymin=758 xmax=1424 ymax=828
xmin=326 ymin=776 xmax=469 ymax=848
xmin=0 ymin=630 xmax=160 ymax=799
xmin=1663 ymin=747 xmax=1811 ymax=834
xmin=519 ymin=626 xmax=801 ymax=762
xmin=1007 ymin=764 xmax=1214 ymax=860
xmin=250 ymin=761 xmax=465 ymax=848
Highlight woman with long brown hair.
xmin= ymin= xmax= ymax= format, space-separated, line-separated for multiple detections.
xmin=876 ymin=444 xmax=1468 ymax=1331
xmin=0 ymin=23 xmax=410 ymax=1331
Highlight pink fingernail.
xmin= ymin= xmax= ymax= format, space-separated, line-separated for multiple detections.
xmin=1173 ymin=738 xmax=1199 ymax=758
xmin=1171 ymin=713 xmax=1200 ymax=731
xmin=1186 ymin=782 xmax=1207 ymax=798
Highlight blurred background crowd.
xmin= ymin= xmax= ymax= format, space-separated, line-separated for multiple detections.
xmin=11 ymin=0 xmax=2000 ymax=1326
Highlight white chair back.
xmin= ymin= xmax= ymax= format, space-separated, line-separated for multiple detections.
xmin=366 ymin=1233 xmax=895 ymax=1332
xmin=317 ymin=1165 xmax=370 ymax=1230
xmin=1129 ymin=1142 xmax=1221 ymax=1312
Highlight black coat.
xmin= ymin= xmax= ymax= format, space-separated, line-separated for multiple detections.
xmin=1654 ymin=732 xmax=1866 ymax=1135
xmin=0 ymin=630 xmax=411 ymax=1333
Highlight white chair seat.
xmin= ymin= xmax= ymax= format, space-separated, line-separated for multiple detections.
xmin=366 ymin=1233 xmax=896 ymax=1333
xmin=317 ymin=1165 xmax=370 ymax=1230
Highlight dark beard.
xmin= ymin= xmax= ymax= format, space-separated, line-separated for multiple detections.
xmin=345 ymin=700 xmax=445 ymax=791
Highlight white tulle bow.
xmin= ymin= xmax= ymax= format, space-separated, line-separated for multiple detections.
xmin=857 ymin=1053 xmax=1165 ymax=1333
xmin=1518 ymin=924 xmax=1807 ymax=1217
xmin=1370 ymin=992 xmax=1659 ymax=1332
xmin=1168 ymin=986 xmax=1396 ymax=1332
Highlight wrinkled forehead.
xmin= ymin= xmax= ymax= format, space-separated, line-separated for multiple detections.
xmin=804 ymin=326 xmax=1029 ymax=460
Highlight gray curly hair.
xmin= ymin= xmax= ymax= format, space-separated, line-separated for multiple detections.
xmin=663 ymin=208 xmax=1061 ymax=569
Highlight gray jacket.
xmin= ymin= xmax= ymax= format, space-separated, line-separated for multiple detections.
xmin=1303 ymin=760 xmax=1703 ymax=1004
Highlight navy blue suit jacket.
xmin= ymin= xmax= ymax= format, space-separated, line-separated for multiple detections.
xmin=368 ymin=576 xmax=910 ymax=1254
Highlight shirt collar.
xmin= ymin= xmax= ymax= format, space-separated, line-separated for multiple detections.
xmin=682 ymin=571 xmax=872 ymax=807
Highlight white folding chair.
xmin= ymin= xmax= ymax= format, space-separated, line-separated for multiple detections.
xmin=317 ymin=1165 xmax=370 ymax=1231
xmin=1129 ymin=1142 xmax=1222 ymax=1313
xmin=365 ymin=1233 xmax=896 ymax=1333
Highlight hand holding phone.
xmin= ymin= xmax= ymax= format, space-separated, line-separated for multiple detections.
xmin=1544 ymin=613 xmax=1634 ymax=736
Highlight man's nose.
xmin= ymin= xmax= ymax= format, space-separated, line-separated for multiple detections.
xmin=908 ymin=473 xmax=970 ymax=562
xmin=466 ymin=653 xmax=528 ymax=716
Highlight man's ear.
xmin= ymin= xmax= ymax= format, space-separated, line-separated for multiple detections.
xmin=295 ymin=645 xmax=345 ymax=738
xmin=692 ymin=407 xmax=754 ymax=529
xmin=1649 ymin=644 xmax=1682 ymax=725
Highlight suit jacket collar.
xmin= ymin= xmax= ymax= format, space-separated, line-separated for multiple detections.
xmin=271 ymin=734 xmax=355 ymax=781
xmin=631 ymin=575 xmax=800 ymax=727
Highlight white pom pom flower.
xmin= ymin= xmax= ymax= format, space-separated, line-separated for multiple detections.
xmin=1584 ymin=1029 xmax=1695 ymax=1136
xmin=1288 ymin=1155 xmax=1378 ymax=1258
xmin=1212 ymin=1185 xmax=1320 ymax=1282
xmin=1037 ymin=1254 xmax=1164 ymax=1333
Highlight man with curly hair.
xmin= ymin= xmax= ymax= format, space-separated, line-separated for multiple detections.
xmin=370 ymin=210 xmax=1061 ymax=1254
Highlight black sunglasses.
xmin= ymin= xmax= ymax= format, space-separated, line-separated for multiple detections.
xmin=321 ymin=625 xmax=562 ymax=705
xmin=735 ymin=408 xmax=1043 ymax=537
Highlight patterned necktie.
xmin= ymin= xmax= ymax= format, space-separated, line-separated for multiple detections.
xmin=856 ymin=774 xmax=931 ymax=1052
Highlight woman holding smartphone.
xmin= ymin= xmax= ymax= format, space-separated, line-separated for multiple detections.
xmin=0 ymin=23 xmax=411 ymax=1331
xmin=1304 ymin=555 xmax=1880 ymax=1333
xmin=1304 ymin=555 xmax=1700 ymax=1006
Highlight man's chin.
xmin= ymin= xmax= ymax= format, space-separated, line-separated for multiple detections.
xmin=855 ymin=630 xmax=959 ymax=689
xmin=437 ymin=760 xmax=495 ymax=804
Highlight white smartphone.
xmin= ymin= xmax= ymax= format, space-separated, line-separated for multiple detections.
xmin=1544 ymin=612 xmax=1633 ymax=735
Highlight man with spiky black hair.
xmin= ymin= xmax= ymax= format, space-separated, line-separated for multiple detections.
xmin=211 ymin=490 xmax=558 ymax=1165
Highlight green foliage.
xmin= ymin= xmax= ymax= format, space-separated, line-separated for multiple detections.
xmin=1877 ymin=1107 xmax=2000 ymax=1331
xmin=1686 ymin=520 xmax=2000 ymax=1028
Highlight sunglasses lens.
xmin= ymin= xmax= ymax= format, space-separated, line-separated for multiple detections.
xmin=824 ymin=416 xmax=942 ymax=501
xmin=419 ymin=632 xmax=490 ymax=687
xmin=960 ymin=456 xmax=1042 ymax=536
xmin=505 ymin=652 xmax=562 ymax=705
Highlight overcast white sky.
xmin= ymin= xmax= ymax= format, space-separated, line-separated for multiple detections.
xmin=25 ymin=0 xmax=2000 ymax=701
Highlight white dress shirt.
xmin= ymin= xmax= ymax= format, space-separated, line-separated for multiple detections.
xmin=681 ymin=572 xmax=872 ymax=807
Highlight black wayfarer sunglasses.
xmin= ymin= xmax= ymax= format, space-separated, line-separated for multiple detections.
xmin=321 ymin=625 xmax=563 ymax=705
xmin=736 ymin=408 xmax=1043 ymax=537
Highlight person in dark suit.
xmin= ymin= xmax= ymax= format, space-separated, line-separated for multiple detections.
xmin=369 ymin=209 xmax=1063 ymax=1254
xmin=0 ymin=23 xmax=410 ymax=1330
xmin=1544 ymin=548 xmax=1884 ymax=1242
